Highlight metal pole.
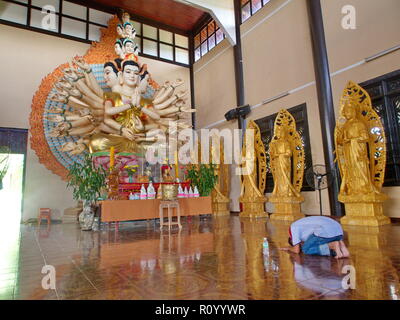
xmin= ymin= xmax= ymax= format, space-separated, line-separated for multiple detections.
xmin=233 ymin=0 xmax=246 ymax=133
xmin=307 ymin=0 xmax=343 ymax=216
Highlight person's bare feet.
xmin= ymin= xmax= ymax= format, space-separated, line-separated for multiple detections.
xmin=339 ymin=240 xmax=350 ymax=258
xmin=328 ymin=241 xmax=343 ymax=259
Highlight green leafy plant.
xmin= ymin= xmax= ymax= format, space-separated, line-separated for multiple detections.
xmin=67 ymin=153 xmax=107 ymax=204
xmin=187 ymin=164 xmax=218 ymax=197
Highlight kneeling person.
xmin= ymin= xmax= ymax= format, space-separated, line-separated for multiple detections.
xmin=281 ymin=216 xmax=350 ymax=259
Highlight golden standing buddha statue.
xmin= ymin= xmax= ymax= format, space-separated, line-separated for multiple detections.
xmin=210 ymin=136 xmax=230 ymax=216
xmin=335 ymin=81 xmax=390 ymax=226
xmin=239 ymin=120 xmax=268 ymax=218
xmin=269 ymin=109 xmax=305 ymax=222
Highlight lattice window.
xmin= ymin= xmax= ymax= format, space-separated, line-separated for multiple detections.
xmin=194 ymin=19 xmax=225 ymax=62
xmin=0 ymin=0 xmax=189 ymax=66
xmin=241 ymin=0 xmax=271 ymax=23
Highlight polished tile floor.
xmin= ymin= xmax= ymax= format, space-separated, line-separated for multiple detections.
xmin=1 ymin=215 xmax=400 ymax=300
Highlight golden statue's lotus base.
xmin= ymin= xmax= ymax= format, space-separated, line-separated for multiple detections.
xmin=239 ymin=197 xmax=268 ymax=219
xmin=339 ymin=193 xmax=390 ymax=227
xmin=269 ymin=196 xmax=305 ymax=222
xmin=212 ymin=201 xmax=230 ymax=216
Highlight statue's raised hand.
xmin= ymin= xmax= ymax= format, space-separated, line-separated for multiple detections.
xmin=73 ymin=56 xmax=91 ymax=73
xmin=121 ymin=127 xmax=135 ymax=140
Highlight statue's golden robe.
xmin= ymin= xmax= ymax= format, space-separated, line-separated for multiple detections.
xmin=89 ymin=92 xmax=142 ymax=153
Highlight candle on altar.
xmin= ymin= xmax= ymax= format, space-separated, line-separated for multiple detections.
xmin=109 ymin=146 xmax=115 ymax=169
xmin=174 ymin=151 xmax=179 ymax=180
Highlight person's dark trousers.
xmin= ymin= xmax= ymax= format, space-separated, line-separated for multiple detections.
xmin=301 ymin=234 xmax=343 ymax=256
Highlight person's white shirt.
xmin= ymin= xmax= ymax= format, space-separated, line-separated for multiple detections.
xmin=290 ymin=216 xmax=343 ymax=246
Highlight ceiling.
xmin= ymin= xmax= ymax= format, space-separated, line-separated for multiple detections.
xmin=82 ymin=0 xmax=208 ymax=33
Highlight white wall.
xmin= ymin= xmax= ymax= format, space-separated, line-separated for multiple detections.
xmin=0 ymin=24 xmax=89 ymax=221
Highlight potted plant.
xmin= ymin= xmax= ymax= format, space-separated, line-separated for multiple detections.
xmin=67 ymin=153 xmax=107 ymax=231
xmin=187 ymin=164 xmax=218 ymax=197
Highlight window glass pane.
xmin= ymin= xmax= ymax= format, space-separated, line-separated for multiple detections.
xmin=89 ymin=8 xmax=112 ymax=26
xmin=194 ymin=34 xmax=201 ymax=48
xmin=130 ymin=20 xmax=141 ymax=36
xmin=208 ymin=35 xmax=215 ymax=50
xmin=143 ymin=39 xmax=157 ymax=56
xmin=175 ymin=48 xmax=188 ymax=65
xmin=216 ymin=28 xmax=224 ymax=44
xmin=252 ymin=0 xmax=262 ymax=14
xmin=135 ymin=37 xmax=141 ymax=52
xmin=200 ymin=27 xmax=207 ymax=43
xmin=159 ymin=30 xmax=173 ymax=44
xmin=143 ymin=24 xmax=157 ymax=40
xmin=242 ymin=2 xmax=251 ymax=22
xmin=61 ymin=16 xmax=86 ymax=39
xmin=30 ymin=8 xmax=58 ymax=32
xmin=207 ymin=21 xmax=215 ymax=36
xmin=129 ymin=36 xmax=141 ymax=53
xmin=194 ymin=47 xmax=201 ymax=62
xmin=32 ymin=0 xmax=59 ymax=12
xmin=89 ymin=24 xmax=101 ymax=41
xmin=62 ymin=1 xmax=86 ymax=20
xmin=175 ymin=34 xmax=188 ymax=48
xmin=0 ymin=1 xmax=27 ymax=25
xmin=201 ymin=41 xmax=208 ymax=56
xmin=160 ymin=43 xmax=173 ymax=60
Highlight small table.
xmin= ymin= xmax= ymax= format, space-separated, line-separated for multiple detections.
xmin=159 ymin=200 xmax=182 ymax=230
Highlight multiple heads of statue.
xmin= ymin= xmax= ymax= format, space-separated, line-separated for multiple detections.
xmin=114 ymin=13 xmax=139 ymax=61
xmin=117 ymin=22 xmax=136 ymax=39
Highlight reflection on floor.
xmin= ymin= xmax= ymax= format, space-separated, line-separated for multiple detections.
xmin=1 ymin=215 xmax=400 ymax=300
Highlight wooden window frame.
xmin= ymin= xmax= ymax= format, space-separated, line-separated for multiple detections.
xmin=0 ymin=0 xmax=190 ymax=67
xmin=193 ymin=17 xmax=226 ymax=62
xmin=241 ymin=0 xmax=270 ymax=24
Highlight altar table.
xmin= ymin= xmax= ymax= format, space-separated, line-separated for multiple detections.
xmin=100 ymin=197 xmax=212 ymax=222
